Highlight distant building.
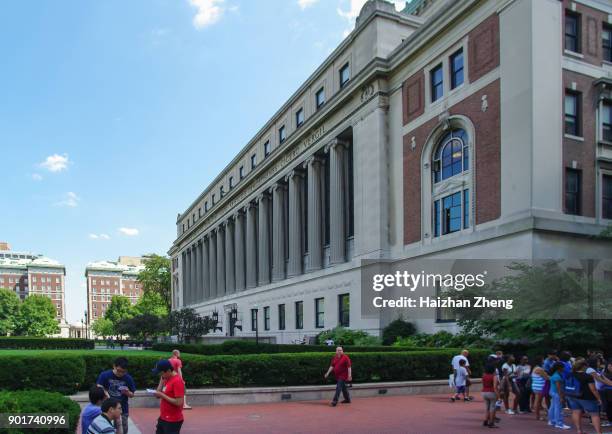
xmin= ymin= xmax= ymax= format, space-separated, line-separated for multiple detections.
xmin=0 ymin=242 xmax=68 ymax=336
xmin=85 ymin=257 xmax=146 ymax=325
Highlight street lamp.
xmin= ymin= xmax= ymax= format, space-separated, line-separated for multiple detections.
xmin=84 ymin=310 xmax=88 ymax=340
xmin=253 ymin=305 xmax=259 ymax=345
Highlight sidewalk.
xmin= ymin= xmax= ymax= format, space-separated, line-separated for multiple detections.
xmin=127 ymin=394 xmax=611 ymax=434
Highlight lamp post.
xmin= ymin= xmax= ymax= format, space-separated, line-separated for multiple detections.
xmin=253 ymin=304 xmax=259 ymax=345
xmin=84 ymin=310 xmax=88 ymax=340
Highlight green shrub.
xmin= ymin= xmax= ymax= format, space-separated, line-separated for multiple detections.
xmin=394 ymin=330 xmax=493 ymax=349
xmin=0 ymin=337 xmax=94 ymax=350
xmin=150 ymin=340 xmax=443 ymax=355
xmin=0 ymin=354 xmax=85 ymax=394
xmin=381 ymin=319 xmax=416 ymax=345
xmin=315 ymin=327 xmax=380 ymax=346
xmin=0 ymin=390 xmax=81 ymax=434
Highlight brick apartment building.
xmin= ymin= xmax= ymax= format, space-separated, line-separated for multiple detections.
xmin=85 ymin=256 xmax=145 ymax=326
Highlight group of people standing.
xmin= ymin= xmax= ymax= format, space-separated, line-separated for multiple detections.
xmin=80 ymin=351 xmax=189 ymax=434
xmin=468 ymin=349 xmax=612 ymax=432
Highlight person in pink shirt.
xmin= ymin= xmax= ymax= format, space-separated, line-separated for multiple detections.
xmin=169 ymin=350 xmax=192 ymax=410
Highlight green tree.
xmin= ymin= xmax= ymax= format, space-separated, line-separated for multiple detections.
xmin=116 ymin=314 xmax=168 ymax=340
xmin=91 ymin=317 xmax=115 ymax=339
xmin=137 ymin=254 xmax=171 ymax=311
xmin=168 ymin=308 xmax=215 ymax=342
xmin=382 ymin=318 xmax=416 ymax=345
xmin=104 ymin=295 xmax=135 ymax=326
xmin=14 ymin=295 xmax=59 ymax=336
xmin=135 ymin=290 xmax=168 ymax=317
xmin=0 ymin=288 xmax=21 ymax=336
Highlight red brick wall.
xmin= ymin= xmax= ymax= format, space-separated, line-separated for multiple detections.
xmin=402 ymin=70 xmax=425 ymax=125
xmin=403 ymin=79 xmax=501 ymax=245
xmin=562 ymin=71 xmax=597 ymax=217
xmin=468 ymin=14 xmax=500 ymax=82
xmin=562 ymin=0 xmax=608 ymax=66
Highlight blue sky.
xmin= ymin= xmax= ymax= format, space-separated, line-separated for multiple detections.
xmin=1 ymin=0 xmax=407 ymax=323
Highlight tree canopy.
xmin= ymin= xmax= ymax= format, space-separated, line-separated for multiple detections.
xmin=137 ymin=254 xmax=171 ymax=311
xmin=14 ymin=295 xmax=59 ymax=336
xmin=0 ymin=288 xmax=21 ymax=336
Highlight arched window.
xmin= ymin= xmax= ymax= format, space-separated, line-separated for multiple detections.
xmin=432 ymin=128 xmax=469 ymax=183
xmin=431 ymin=128 xmax=471 ymax=238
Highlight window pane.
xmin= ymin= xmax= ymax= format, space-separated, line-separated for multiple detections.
xmin=603 ymin=103 xmax=612 ymax=142
xmin=604 ymin=27 xmax=612 ymax=62
xmin=434 ymin=200 xmax=440 ymax=237
xmin=450 ymin=49 xmax=464 ymax=89
xmin=565 ymin=13 xmax=579 ymax=52
xmin=463 ymin=189 xmax=469 ymax=229
xmin=430 ymin=65 xmax=443 ymax=101
xmin=603 ymin=175 xmax=612 ymax=219
xmin=565 ymin=169 xmax=581 ymax=215
xmin=338 ymin=294 xmax=350 ymax=327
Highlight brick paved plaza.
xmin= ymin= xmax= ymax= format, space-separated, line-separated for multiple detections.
xmin=128 ymin=394 xmax=611 ymax=434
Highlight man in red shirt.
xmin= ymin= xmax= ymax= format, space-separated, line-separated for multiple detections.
xmin=324 ymin=346 xmax=352 ymax=406
xmin=168 ymin=349 xmax=191 ymax=410
xmin=152 ymin=359 xmax=185 ymax=434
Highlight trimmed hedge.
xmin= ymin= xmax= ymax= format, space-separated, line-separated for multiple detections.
xmin=0 ymin=390 xmax=81 ymax=434
xmin=0 ymin=349 xmax=489 ymax=392
xmin=151 ymin=341 xmax=452 ymax=356
xmin=0 ymin=337 xmax=94 ymax=350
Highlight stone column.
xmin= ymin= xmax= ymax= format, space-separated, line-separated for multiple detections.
xmin=257 ymin=193 xmax=271 ymax=286
xmin=181 ymin=251 xmax=186 ymax=307
xmin=234 ymin=211 xmax=246 ymax=291
xmin=305 ymin=156 xmax=324 ymax=271
xmin=209 ymin=231 xmax=217 ymax=298
xmin=188 ymin=248 xmax=194 ymax=305
xmin=326 ymin=139 xmax=348 ymax=264
xmin=216 ymin=226 xmax=226 ymax=295
xmin=194 ymin=242 xmax=200 ymax=303
xmin=286 ymin=170 xmax=304 ymax=277
xmin=224 ymin=220 xmax=235 ymax=293
xmin=271 ymin=184 xmax=287 ymax=282
xmin=245 ymin=203 xmax=258 ymax=288
xmin=202 ymin=237 xmax=210 ymax=299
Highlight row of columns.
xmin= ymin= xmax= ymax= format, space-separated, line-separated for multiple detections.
xmin=181 ymin=139 xmax=349 ymax=307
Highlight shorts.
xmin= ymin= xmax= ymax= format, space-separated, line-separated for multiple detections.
xmin=482 ymin=392 xmax=497 ymax=412
xmin=567 ymin=398 xmax=600 ymax=414
xmin=456 ymin=386 xmax=466 ymax=394
xmin=156 ymin=418 xmax=184 ymax=434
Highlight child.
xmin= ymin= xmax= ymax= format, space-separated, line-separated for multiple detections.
xmin=80 ymin=385 xmax=106 ymax=434
xmin=549 ymin=361 xmax=571 ymax=430
xmin=451 ymin=359 xmax=469 ymax=402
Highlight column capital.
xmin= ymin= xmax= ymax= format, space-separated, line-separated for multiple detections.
xmin=223 ymin=220 xmax=232 ymax=228
xmin=270 ymin=183 xmax=287 ymax=194
xmin=303 ymin=154 xmax=324 ymax=169
xmin=256 ymin=192 xmax=271 ymax=203
xmin=284 ymin=168 xmax=305 ymax=183
xmin=325 ymin=138 xmax=349 ymax=153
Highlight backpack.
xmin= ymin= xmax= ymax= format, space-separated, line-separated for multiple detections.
xmin=564 ymin=373 xmax=582 ymax=397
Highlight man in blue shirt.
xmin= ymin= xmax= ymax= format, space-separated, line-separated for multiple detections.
xmin=81 ymin=385 xmax=106 ymax=434
xmin=97 ymin=357 xmax=136 ymax=434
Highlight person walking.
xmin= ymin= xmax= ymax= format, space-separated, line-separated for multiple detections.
xmin=481 ymin=364 xmax=501 ymax=428
xmin=450 ymin=358 xmax=469 ymax=402
xmin=324 ymin=346 xmax=352 ymax=407
xmin=169 ymin=350 xmax=192 ymax=410
xmin=87 ymin=398 xmax=123 ymax=434
xmin=96 ymin=357 xmax=136 ymax=434
xmin=451 ymin=350 xmax=473 ymax=400
xmin=152 ymin=359 xmax=185 ymax=434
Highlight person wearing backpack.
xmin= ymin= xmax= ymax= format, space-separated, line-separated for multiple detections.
xmin=567 ymin=359 xmax=603 ymax=434
xmin=549 ymin=362 xmax=571 ymax=430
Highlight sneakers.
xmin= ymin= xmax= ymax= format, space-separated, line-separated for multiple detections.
xmin=330 ymin=401 xmax=337 ymax=407
xmin=547 ymin=421 xmax=555 ymax=426
xmin=341 ymin=399 xmax=351 ymax=404
xmin=505 ymin=409 xmax=515 ymax=415
xmin=555 ymin=424 xmax=571 ymax=430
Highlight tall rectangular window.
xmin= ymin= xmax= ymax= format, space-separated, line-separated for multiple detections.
xmin=340 ymin=63 xmax=350 ymax=87
xmin=279 ymin=125 xmax=286 ymax=144
xmin=430 ymin=64 xmax=443 ymax=102
xmin=229 ymin=176 xmax=234 ymax=189
xmin=295 ymin=301 xmax=303 ymax=329
xmin=450 ymin=49 xmax=464 ymax=89
xmin=264 ymin=306 xmax=270 ymax=331
xmin=316 ymin=87 xmax=325 ymax=109
xmin=239 ymin=166 xmax=244 ymax=179
xmin=315 ymin=297 xmax=324 ymax=328
xmin=278 ymin=304 xmax=286 ymax=330
xmin=463 ymin=189 xmax=470 ymax=229
xmin=565 ymin=168 xmax=581 ymax=215
xmin=603 ymin=174 xmax=612 ymax=220
xmin=564 ymin=91 xmax=581 ymax=136
xmin=338 ymin=293 xmax=350 ymax=327
xmin=296 ymin=108 xmax=304 ymax=128
xmin=251 ymin=154 xmax=257 ymax=169
xmin=603 ymin=102 xmax=612 ymax=142
xmin=604 ymin=25 xmax=612 ymax=62
xmin=251 ymin=308 xmax=258 ymax=332
xmin=264 ymin=140 xmax=271 ymax=157
xmin=565 ymin=11 xmax=581 ymax=53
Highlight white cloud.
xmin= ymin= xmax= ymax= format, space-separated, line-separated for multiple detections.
xmin=40 ymin=153 xmax=70 ymax=172
xmin=188 ymin=0 xmax=225 ymax=29
xmin=56 ymin=192 xmax=79 ymax=208
xmin=298 ymin=0 xmax=319 ymax=10
xmin=89 ymin=233 xmax=110 ymax=240
xmin=119 ymin=227 xmax=139 ymax=236
xmin=31 ymin=173 xmax=43 ymax=181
